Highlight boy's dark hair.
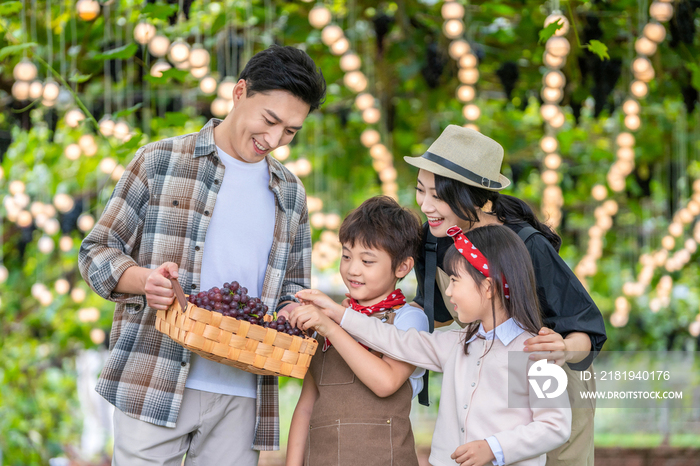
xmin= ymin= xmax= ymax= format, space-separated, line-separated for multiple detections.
xmin=239 ymin=45 xmax=327 ymax=112
xmin=442 ymin=225 xmax=543 ymax=355
xmin=339 ymin=196 xmax=422 ymax=272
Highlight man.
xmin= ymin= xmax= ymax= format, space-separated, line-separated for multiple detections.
xmin=79 ymin=45 xmax=326 ymax=466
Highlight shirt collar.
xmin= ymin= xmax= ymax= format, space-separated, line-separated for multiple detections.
xmin=193 ymin=118 xmax=287 ymax=182
xmin=466 ymin=318 xmax=525 ymax=346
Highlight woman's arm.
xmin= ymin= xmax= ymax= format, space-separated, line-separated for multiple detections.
xmin=286 ymin=373 xmax=319 ymax=466
xmin=524 ymin=328 xmax=592 ymax=366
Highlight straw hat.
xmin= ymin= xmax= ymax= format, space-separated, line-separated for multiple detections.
xmin=404 ymin=125 xmax=510 ymax=191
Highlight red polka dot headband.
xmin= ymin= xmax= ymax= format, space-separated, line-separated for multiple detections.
xmin=446 ymin=226 xmax=510 ymax=300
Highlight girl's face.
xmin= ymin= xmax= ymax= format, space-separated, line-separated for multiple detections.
xmin=445 ymin=265 xmax=493 ymax=326
xmin=415 ymin=170 xmax=469 ymax=237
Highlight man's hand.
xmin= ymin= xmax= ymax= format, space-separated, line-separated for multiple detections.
xmin=289 ymin=304 xmax=338 ymax=337
xmin=295 ymin=289 xmax=346 ymax=324
xmin=523 ymin=327 xmax=567 ymax=366
xmin=144 ymin=262 xmax=179 ymax=310
xmin=451 ymin=440 xmax=496 ymax=466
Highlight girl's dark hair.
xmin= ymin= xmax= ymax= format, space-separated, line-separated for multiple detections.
xmin=442 ymin=225 xmax=543 ymax=355
xmin=239 ymin=45 xmax=327 ymax=112
xmin=434 ymin=174 xmax=562 ymax=252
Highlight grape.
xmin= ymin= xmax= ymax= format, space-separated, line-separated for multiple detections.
xmin=222 ymin=294 xmax=232 ymax=304
xmin=214 ymin=302 xmax=223 ymax=311
xmin=269 ymin=322 xmax=278 ymax=330
xmin=223 ymin=282 xmax=230 ymax=289
xmin=232 ymin=294 xmax=240 ymax=303
xmin=240 ymin=294 xmax=249 ymax=304
xmin=230 ymin=282 xmax=240 ymax=292
xmin=214 ymin=293 xmax=223 ymax=302
xmin=277 ymin=315 xmax=286 ymax=324
xmin=240 ymin=287 xmax=248 ymax=295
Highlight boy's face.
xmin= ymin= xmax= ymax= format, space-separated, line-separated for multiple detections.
xmin=225 ymin=79 xmax=309 ymax=164
xmin=340 ymin=243 xmax=403 ymax=307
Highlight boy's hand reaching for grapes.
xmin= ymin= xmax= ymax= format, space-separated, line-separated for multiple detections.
xmin=295 ymin=289 xmax=346 ymax=324
xmin=289 ymin=304 xmax=337 ymax=337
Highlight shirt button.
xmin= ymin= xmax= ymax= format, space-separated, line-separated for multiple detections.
xmin=204 ymin=210 xmax=210 ymax=216
xmin=181 ymin=361 xmax=187 ymax=367
xmin=471 ymin=382 xmax=475 ymax=387
xmin=135 ymin=304 xmax=141 ymax=311
xmin=477 ymin=361 xmax=481 ymax=366
xmin=214 ymin=179 xmax=220 ymax=185
xmin=191 ymin=284 xmax=197 ymax=289
xmin=461 ymin=428 xmax=465 ymax=433
xmin=195 ymin=246 xmax=200 ymax=251
xmin=172 ymin=200 xmax=179 ymax=206
xmin=463 ymin=404 xmax=468 ymax=409
xmin=213 ymin=156 xmax=220 ymax=164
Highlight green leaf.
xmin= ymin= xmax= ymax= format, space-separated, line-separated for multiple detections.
xmin=584 ymin=40 xmax=610 ymax=61
xmin=538 ymin=20 xmax=564 ymax=44
xmin=687 ymin=63 xmax=700 ymax=90
xmin=141 ymin=3 xmax=178 ymax=21
xmin=68 ymin=72 xmax=92 ymax=83
xmin=144 ymin=67 xmax=189 ymax=84
xmin=164 ymin=112 xmax=189 ymax=127
xmin=112 ymin=103 xmax=143 ymax=120
xmin=0 ymin=1 xmax=22 ymax=15
xmin=93 ymin=43 xmax=138 ymax=60
xmin=0 ymin=42 xmax=37 ymax=60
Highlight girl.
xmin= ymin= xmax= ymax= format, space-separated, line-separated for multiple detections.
xmin=292 ymin=224 xmax=572 ymax=466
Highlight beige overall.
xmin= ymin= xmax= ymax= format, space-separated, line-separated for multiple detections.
xmin=304 ymin=312 xmax=419 ymax=466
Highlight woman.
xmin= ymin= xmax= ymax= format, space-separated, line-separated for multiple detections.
xmin=406 ymin=125 xmax=605 ymax=466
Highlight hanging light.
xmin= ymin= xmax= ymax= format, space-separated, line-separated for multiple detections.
xmin=11 ymin=80 xmax=30 ymax=100
xmin=210 ymin=98 xmax=231 ymax=118
xmin=442 ymin=19 xmax=464 ymax=39
xmin=541 ymin=87 xmax=563 ymax=103
xmin=540 ymin=104 xmax=559 ymax=121
xmin=458 ymin=68 xmax=479 ymax=84
xmin=544 ymin=13 xmax=570 ymax=36
xmin=544 ymin=153 xmax=562 ymax=170
xmin=643 ymin=22 xmax=666 ymax=43
xmin=77 ymin=213 xmax=95 ymax=232
xmin=624 ymin=114 xmax=641 ymax=131
xmin=616 ymin=132 xmax=635 ymax=147
xmin=540 ymin=136 xmax=558 ymax=153
xmin=168 ymin=40 xmax=191 ymax=64
xmin=591 ymin=184 xmax=608 ymax=201
xmin=174 ymin=59 xmax=191 ymax=71
xmin=617 ymin=147 xmax=635 ymax=161
xmin=189 ymin=45 xmax=210 ymax=68
xmin=29 ymin=80 xmax=44 ymax=100
xmin=43 ymin=218 xmax=60 ymax=235
xmin=635 ymin=67 xmax=655 ymax=83
xmin=190 ymin=66 xmax=208 ymax=79
xmin=99 ymin=118 xmax=115 ymax=136
xmin=649 ymin=2 xmax=674 ymax=22
xmin=339 ymin=53 xmax=361 ymax=72
xmin=71 ymin=287 xmax=86 ymax=303
xmin=272 ymin=146 xmax=290 ymax=161
xmin=541 ymin=170 xmax=559 ymax=185
xmin=199 ymin=76 xmax=217 ymax=95
xmin=549 ymin=111 xmax=566 ymax=128
xmin=0 ymin=265 xmax=8 ymax=284
xmin=217 ymin=78 xmax=236 ymax=99
xmin=462 ymin=104 xmax=481 ymax=121
xmin=362 ymin=107 xmax=381 ymax=124
xmin=133 ymin=22 xmax=156 ymax=45
xmin=17 ymin=210 xmax=33 ymax=228
xmin=295 ymin=159 xmax=312 ymax=177
xmin=456 ymin=85 xmax=475 ymax=102
xmin=64 ymin=143 xmax=81 ymax=160
xmin=321 ymin=25 xmax=344 ymax=46
xmin=76 ymin=0 xmax=100 ymax=21
xmin=42 ymin=80 xmax=60 ymax=101
xmin=309 ymin=5 xmax=332 ymax=29
xmin=355 ymin=93 xmax=375 ymax=111
xmin=632 ymin=57 xmax=653 ymax=75
xmin=370 ymin=144 xmax=389 ymax=160
xmin=441 ymin=1 xmax=465 ymax=20
xmin=330 ymin=37 xmax=350 ymax=56
xmin=343 ymin=71 xmax=367 ymax=92
xmin=148 ymin=35 xmax=170 ymax=57
xmin=38 ymin=236 xmax=55 ymax=254
xmin=448 ymin=40 xmax=470 ymax=60
xmin=464 ymin=123 xmax=479 ymax=132
xmin=13 ymin=58 xmax=38 ymax=81
xmin=79 ymin=134 xmax=98 ymax=156
xmin=622 ymin=100 xmax=640 ymax=115
xmin=661 ymin=235 xmax=675 ymax=250
xmin=361 ymin=129 xmax=381 ymax=148
xmin=543 ymin=52 xmax=566 ymax=69
xmin=113 ymin=121 xmax=130 ymax=140
xmin=150 ymin=60 xmax=171 ymax=78
xmin=65 ymin=108 xmax=85 ymax=128
xmin=545 ymin=36 xmax=570 ymax=57
xmin=459 ymin=53 xmax=478 ymax=69
xmin=635 ymin=37 xmax=657 ymax=56
xmin=59 ymin=236 xmax=73 ymax=252
xmin=630 ymin=80 xmax=648 ymax=98
xmin=543 ymin=70 xmax=565 ymax=88
xmin=55 ymin=279 xmax=71 ymax=295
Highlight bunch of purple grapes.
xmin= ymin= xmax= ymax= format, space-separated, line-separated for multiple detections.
xmin=187 ymin=281 xmax=303 ymax=336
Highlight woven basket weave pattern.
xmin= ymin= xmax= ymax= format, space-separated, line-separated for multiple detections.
xmin=155 ymin=299 xmax=318 ymax=379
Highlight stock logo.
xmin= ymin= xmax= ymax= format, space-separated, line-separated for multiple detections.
xmin=528 ymin=359 xmax=568 ymax=399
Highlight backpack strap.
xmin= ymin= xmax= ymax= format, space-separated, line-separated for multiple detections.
xmin=418 ymin=231 xmax=438 ymax=406
xmin=517 ymin=225 xmax=541 ymax=243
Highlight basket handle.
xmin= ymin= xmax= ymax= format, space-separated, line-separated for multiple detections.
xmin=170 ymin=278 xmax=188 ymax=311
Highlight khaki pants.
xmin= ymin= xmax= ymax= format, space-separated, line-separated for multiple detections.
xmin=112 ymin=388 xmax=259 ymax=466
xmin=546 ymin=365 xmax=596 ymax=466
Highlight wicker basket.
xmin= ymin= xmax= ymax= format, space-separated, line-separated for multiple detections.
xmin=155 ymin=279 xmax=317 ymax=379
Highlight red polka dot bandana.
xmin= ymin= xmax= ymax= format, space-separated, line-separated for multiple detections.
xmin=446 ymin=226 xmax=510 ymax=300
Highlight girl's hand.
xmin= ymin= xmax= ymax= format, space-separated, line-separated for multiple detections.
xmin=451 ymin=440 xmax=495 ymax=466
xmin=289 ymin=304 xmax=338 ymax=337
xmin=523 ymin=327 xmax=567 ymax=367
xmin=295 ymin=289 xmax=346 ymax=324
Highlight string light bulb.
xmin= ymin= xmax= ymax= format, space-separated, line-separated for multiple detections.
xmin=11 ymin=80 xmax=30 ymax=100
xmin=448 ymin=40 xmax=470 ymax=60
xmin=330 ymin=37 xmax=350 ymax=55
xmin=635 ymin=37 xmax=657 ymax=56
xmin=630 ymin=80 xmax=648 ymax=98
xmin=321 ymin=25 xmax=343 ymax=46
xmin=544 ymin=13 xmax=570 ymax=36
xmin=199 ymin=76 xmax=217 ymax=95
xmin=150 ymin=60 xmax=171 ymax=78
xmin=13 ymin=58 xmax=38 ymax=81
xmin=643 ymin=22 xmax=666 ymax=43
xmin=545 ymin=36 xmax=570 ymax=56
xmin=168 ymin=40 xmax=191 ymax=64
xmin=443 ymin=19 xmax=464 ymax=39
xmin=65 ymin=109 xmax=85 ymax=128
xmin=362 ymin=107 xmax=381 ymax=124
xmin=441 ymin=1 xmax=465 ymax=20
xmin=189 ymin=46 xmax=210 ymax=69
xmin=462 ymin=104 xmax=481 ymax=121
xmin=148 ymin=35 xmax=170 ymax=57
xmin=340 ymin=53 xmax=361 ymax=72
xmin=355 ymin=93 xmax=375 ymax=111
xmin=456 ymin=85 xmax=475 ymax=102
xmin=540 ymin=136 xmax=558 ymax=153
xmin=133 ymin=22 xmax=156 ymax=45
xmin=459 ymin=54 xmax=478 ymax=69
xmin=309 ymin=5 xmax=332 ymax=29
xmin=649 ymin=2 xmax=673 ymax=22
xmin=543 ymin=52 xmax=566 ymax=69
xmin=76 ymin=0 xmax=100 ymax=21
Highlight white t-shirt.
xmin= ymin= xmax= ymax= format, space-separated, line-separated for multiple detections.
xmin=184 ymin=146 xmax=276 ymax=398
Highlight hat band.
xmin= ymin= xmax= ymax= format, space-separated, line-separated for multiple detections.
xmin=421 ymin=151 xmax=503 ymax=189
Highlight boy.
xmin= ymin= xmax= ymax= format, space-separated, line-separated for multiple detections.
xmin=78 ymin=45 xmax=326 ymax=466
xmin=285 ymin=196 xmax=429 ymax=466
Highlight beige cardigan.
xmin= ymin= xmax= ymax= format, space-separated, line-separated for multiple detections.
xmin=341 ymin=311 xmax=572 ymax=466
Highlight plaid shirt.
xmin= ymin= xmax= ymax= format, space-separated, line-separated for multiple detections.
xmin=78 ymin=119 xmax=311 ymax=450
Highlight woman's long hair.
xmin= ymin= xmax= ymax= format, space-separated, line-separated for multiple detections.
xmin=442 ymin=225 xmax=543 ymax=355
xmin=434 ymin=174 xmax=562 ymax=252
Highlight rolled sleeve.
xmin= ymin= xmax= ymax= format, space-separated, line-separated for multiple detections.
xmin=78 ymin=147 xmax=150 ymax=305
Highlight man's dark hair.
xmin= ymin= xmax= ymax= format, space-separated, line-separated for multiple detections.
xmin=239 ymin=45 xmax=326 ymax=112
xmin=339 ymin=196 xmax=422 ymax=272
